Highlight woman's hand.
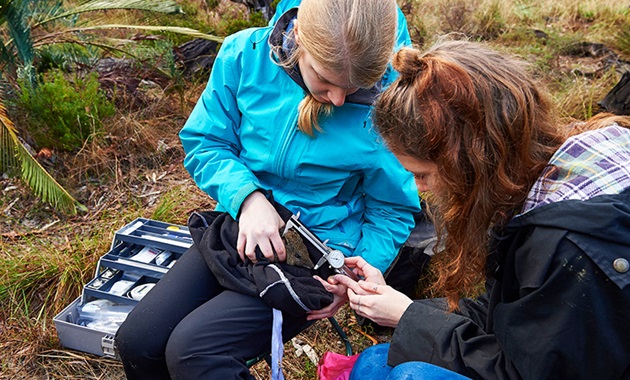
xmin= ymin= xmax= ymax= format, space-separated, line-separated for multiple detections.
xmin=334 ymin=257 xmax=412 ymax=328
xmin=344 ymin=256 xmax=386 ymax=286
xmin=346 ymin=280 xmax=412 ymax=328
xmin=307 ymin=275 xmax=349 ymax=320
xmin=237 ymin=191 xmax=286 ymax=263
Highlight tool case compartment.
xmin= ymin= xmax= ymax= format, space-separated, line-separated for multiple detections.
xmin=53 ymin=218 xmax=192 ymax=359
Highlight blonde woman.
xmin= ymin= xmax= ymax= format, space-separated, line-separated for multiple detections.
xmin=115 ymin=0 xmax=420 ymax=378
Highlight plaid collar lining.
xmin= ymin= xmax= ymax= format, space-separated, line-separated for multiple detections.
xmin=522 ymin=124 xmax=630 ymax=214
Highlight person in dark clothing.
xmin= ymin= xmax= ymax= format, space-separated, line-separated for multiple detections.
xmin=333 ymin=39 xmax=630 ymax=380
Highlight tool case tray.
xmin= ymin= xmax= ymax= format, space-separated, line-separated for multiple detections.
xmin=53 ymin=218 xmax=192 ymax=359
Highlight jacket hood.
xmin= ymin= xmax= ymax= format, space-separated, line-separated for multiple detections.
xmin=508 ymin=187 xmax=630 ymax=248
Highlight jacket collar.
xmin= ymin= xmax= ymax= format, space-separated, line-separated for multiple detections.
xmin=268 ymin=8 xmax=382 ymax=106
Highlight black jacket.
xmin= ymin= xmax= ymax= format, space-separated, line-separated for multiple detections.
xmin=187 ymin=200 xmax=334 ymax=317
xmin=389 ymin=188 xmax=630 ymax=379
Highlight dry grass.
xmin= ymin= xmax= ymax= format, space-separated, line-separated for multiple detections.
xmin=2 ymin=0 xmax=629 ymax=378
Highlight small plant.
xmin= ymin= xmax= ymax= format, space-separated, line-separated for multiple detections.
xmin=474 ymin=1 xmax=505 ymax=39
xmin=150 ymin=185 xmax=193 ymax=223
xmin=575 ymin=4 xmax=596 ymax=22
xmin=439 ymin=0 xmax=474 ymax=34
xmin=553 ymin=68 xmax=618 ymax=121
xmin=0 ymin=98 xmax=85 ymax=214
xmin=17 ymin=70 xmax=115 ymax=152
xmin=206 ymin=0 xmax=221 ymax=10
xmin=220 ymin=10 xmax=268 ymax=36
xmin=617 ymin=20 xmax=630 ymax=57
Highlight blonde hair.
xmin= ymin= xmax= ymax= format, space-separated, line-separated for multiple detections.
xmin=284 ymin=0 xmax=398 ymax=136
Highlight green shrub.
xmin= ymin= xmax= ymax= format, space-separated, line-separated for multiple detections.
xmin=18 ymin=70 xmax=115 ymax=151
xmin=220 ymin=11 xmax=268 ymax=36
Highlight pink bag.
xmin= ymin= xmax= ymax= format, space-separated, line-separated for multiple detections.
xmin=317 ymin=351 xmax=360 ymax=380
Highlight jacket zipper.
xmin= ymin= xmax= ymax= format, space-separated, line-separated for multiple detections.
xmin=275 ymin=113 xmax=299 ymax=177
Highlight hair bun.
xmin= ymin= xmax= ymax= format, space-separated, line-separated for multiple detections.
xmin=392 ymin=48 xmax=424 ymax=79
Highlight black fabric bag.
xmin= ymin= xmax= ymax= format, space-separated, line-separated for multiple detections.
xmin=187 ymin=199 xmax=335 ymax=317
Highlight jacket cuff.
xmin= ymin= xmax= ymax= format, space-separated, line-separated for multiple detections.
xmin=388 ymin=299 xmax=450 ymax=366
xmin=230 ymin=183 xmax=263 ymax=219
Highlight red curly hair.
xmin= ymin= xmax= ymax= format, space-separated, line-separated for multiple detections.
xmin=376 ymin=39 xmax=630 ymax=310
xmin=375 ymin=40 xmax=564 ymax=309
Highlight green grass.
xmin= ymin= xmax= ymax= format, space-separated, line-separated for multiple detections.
xmin=553 ymin=67 xmax=620 ymax=120
xmin=150 ymin=184 xmax=198 ymax=223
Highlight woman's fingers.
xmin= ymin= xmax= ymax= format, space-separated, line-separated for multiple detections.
xmin=269 ymin=231 xmax=286 ymax=262
xmin=334 ymin=274 xmax=365 ymax=294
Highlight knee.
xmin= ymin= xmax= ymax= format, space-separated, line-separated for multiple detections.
xmin=389 ymin=362 xmax=470 ymax=380
xmin=116 ymin=318 xmax=145 ymax=364
xmin=164 ymin=320 xmax=197 ymax=371
xmin=116 ymin=313 xmax=164 ymax=366
xmin=349 ymin=344 xmax=391 ymax=380
xmin=357 ymin=343 xmax=390 ymax=363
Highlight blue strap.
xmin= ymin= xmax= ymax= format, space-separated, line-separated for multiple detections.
xmin=271 ymin=308 xmax=285 ymax=380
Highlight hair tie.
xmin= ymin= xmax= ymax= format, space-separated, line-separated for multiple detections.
xmin=392 ymin=48 xmax=425 ymax=80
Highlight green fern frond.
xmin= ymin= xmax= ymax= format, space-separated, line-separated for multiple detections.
xmin=73 ymin=0 xmax=183 ymax=14
xmin=0 ymin=100 xmax=86 ymax=214
xmin=4 ymin=0 xmax=34 ymax=64
xmin=2 ymin=0 xmax=36 ymax=85
xmin=62 ymin=24 xmax=225 ymax=43
xmin=0 ymin=104 xmax=19 ymax=175
xmin=34 ymin=0 xmax=184 ymax=27
xmin=17 ymin=143 xmax=79 ymax=213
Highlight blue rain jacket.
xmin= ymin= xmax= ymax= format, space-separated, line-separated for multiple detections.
xmin=180 ymin=6 xmax=419 ymax=272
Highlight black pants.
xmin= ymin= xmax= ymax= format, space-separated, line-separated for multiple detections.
xmin=115 ymin=244 xmax=308 ymax=380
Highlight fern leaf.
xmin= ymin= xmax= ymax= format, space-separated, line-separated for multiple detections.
xmin=4 ymin=0 xmax=35 ymax=64
xmin=34 ymin=0 xmax=183 ymax=27
xmin=0 ymin=99 xmax=86 ymax=214
xmin=0 ymin=104 xmax=19 ymax=175
xmin=2 ymin=0 xmax=37 ymax=85
xmin=66 ymin=24 xmax=225 ymax=43
xmin=74 ymin=0 xmax=183 ymax=14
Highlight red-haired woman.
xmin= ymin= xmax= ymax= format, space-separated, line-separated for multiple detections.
xmin=333 ymin=39 xmax=630 ymax=380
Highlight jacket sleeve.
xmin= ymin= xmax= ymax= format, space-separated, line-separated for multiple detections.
xmin=388 ymin=298 xmax=522 ymax=380
xmin=353 ymin=146 xmax=420 ymax=273
xmin=179 ymin=35 xmax=262 ymax=219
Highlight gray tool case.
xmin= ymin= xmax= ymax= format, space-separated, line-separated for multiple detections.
xmin=53 ymin=218 xmax=193 ymax=359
